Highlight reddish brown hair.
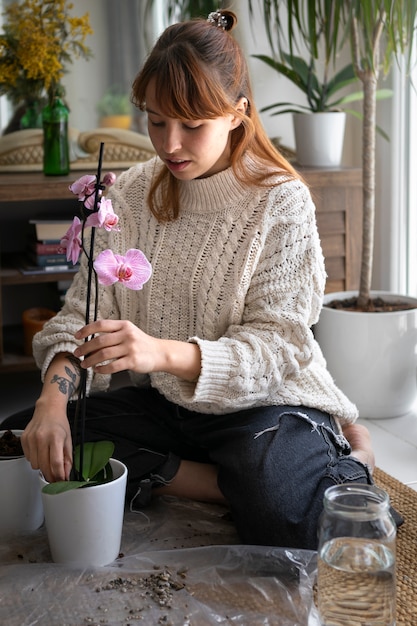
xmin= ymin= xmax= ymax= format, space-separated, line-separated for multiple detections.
xmin=132 ymin=10 xmax=299 ymax=221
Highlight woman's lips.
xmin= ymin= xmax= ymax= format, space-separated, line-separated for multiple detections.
xmin=165 ymin=159 xmax=190 ymax=172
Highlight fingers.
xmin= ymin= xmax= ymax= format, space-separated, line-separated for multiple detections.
xmin=74 ymin=320 xmax=140 ymax=371
xmin=21 ymin=424 xmax=72 ymax=483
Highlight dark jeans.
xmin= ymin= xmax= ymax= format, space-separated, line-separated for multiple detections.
xmin=3 ymin=386 xmax=372 ymax=550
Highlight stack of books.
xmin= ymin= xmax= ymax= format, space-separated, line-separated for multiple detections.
xmin=21 ymin=216 xmax=78 ymax=275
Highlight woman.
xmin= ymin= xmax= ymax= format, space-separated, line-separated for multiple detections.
xmin=3 ymin=10 xmax=374 ymax=549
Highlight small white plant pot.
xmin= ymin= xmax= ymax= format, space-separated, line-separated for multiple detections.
xmin=0 ymin=429 xmax=44 ymax=534
xmin=40 ymin=458 xmax=127 ymax=567
xmin=293 ymin=112 xmax=346 ymax=167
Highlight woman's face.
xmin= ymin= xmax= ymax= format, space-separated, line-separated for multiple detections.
xmin=145 ymin=80 xmax=245 ymax=180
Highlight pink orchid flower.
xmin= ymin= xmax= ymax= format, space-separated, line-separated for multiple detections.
xmin=69 ymin=175 xmax=96 ymax=201
xmin=94 ymin=248 xmax=152 ymax=290
xmin=86 ymin=197 xmax=120 ymax=232
xmin=60 ymin=217 xmax=83 ymax=265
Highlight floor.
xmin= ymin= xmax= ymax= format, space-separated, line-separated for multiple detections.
xmin=1 ymin=370 xmax=417 ymax=492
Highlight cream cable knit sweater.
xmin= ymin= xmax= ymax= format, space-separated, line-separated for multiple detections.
xmin=33 ymin=156 xmax=358 ymax=424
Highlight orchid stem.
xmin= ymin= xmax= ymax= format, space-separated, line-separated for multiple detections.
xmin=77 ymin=141 xmax=105 ymax=481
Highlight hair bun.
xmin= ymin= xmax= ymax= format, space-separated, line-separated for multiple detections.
xmin=207 ymin=10 xmax=236 ymax=32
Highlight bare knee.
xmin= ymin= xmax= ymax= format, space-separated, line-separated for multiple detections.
xmin=155 ymin=460 xmax=226 ymax=504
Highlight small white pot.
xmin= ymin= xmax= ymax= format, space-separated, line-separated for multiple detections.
xmin=0 ymin=429 xmax=44 ymax=534
xmin=314 ymin=291 xmax=417 ymax=418
xmin=293 ymin=112 xmax=346 ymax=167
xmin=40 ymin=458 xmax=127 ymax=567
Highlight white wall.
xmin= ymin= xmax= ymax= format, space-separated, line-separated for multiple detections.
xmin=61 ymin=0 xmax=108 ymax=131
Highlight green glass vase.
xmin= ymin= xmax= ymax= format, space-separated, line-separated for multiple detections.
xmin=20 ymin=101 xmax=43 ymax=130
xmin=42 ymin=97 xmax=70 ymax=176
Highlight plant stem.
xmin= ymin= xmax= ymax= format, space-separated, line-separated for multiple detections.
xmin=76 ymin=142 xmax=105 ymax=480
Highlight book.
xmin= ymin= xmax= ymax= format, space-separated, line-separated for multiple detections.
xmin=30 ymin=241 xmax=66 ymax=255
xmin=29 ymin=216 xmax=73 ymax=243
xmin=29 ymin=253 xmax=70 ymax=267
xmin=20 ymin=263 xmax=78 ymax=275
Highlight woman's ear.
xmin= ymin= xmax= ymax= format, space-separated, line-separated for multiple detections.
xmin=236 ymin=97 xmax=248 ymax=115
xmin=230 ymin=97 xmax=248 ymax=129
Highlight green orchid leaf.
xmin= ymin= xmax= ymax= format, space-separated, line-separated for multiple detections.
xmin=41 ymin=441 xmax=115 ymax=495
xmin=42 ymin=480 xmax=90 ymax=495
xmin=74 ymin=441 xmax=115 ymax=481
xmin=92 ymin=461 xmax=114 ymax=484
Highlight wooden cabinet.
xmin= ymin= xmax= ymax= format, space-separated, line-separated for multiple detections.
xmin=299 ymin=166 xmax=362 ymax=294
xmin=0 ymin=167 xmax=362 ymax=372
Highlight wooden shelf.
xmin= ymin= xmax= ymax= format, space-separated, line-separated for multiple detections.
xmin=1 ymin=254 xmax=78 ymax=286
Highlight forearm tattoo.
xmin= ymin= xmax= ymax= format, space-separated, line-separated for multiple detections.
xmin=50 ymin=355 xmax=81 ymax=398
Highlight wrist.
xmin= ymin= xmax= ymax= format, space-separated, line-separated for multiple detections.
xmin=159 ymin=339 xmax=201 ymax=382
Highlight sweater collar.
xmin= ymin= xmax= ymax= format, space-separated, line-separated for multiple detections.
xmin=177 ymin=163 xmax=250 ymax=214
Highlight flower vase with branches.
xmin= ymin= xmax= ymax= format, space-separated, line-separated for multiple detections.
xmin=42 ymin=143 xmax=152 ymax=494
xmin=0 ymin=0 xmax=92 ymax=132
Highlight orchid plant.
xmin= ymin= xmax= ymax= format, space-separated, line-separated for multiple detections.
xmin=42 ymin=143 xmax=152 ymax=495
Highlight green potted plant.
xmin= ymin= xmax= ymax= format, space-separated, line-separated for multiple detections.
xmin=248 ymin=0 xmax=367 ymax=167
xmin=38 ymin=146 xmax=152 ymax=566
xmin=97 ymin=85 xmax=132 ymax=129
xmin=248 ymin=1 xmax=395 ymax=167
xmin=312 ymin=1 xmax=417 ymax=419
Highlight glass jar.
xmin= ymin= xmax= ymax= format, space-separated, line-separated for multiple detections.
xmin=42 ymin=96 xmax=70 ymax=176
xmin=317 ymin=484 xmax=396 ymax=626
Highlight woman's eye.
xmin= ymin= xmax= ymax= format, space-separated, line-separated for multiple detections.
xmin=184 ymin=124 xmax=201 ymax=131
xmin=149 ymin=120 xmax=164 ymax=127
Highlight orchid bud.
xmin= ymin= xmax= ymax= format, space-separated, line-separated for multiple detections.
xmin=102 ymin=172 xmax=117 ymax=187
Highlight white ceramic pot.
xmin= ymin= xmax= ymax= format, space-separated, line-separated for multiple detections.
xmin=293 ymin=112 xmax=346 ymax=167
xmin=314 ymin=291 xmax=417 ymax=419
xmin=0 ymin=429 xmax=44 ymax=533
xmin=40 ymin=458 xmax=127 ymax=567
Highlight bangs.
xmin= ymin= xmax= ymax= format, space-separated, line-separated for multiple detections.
xmin=138 ymin=52 xmax=235 ymax=121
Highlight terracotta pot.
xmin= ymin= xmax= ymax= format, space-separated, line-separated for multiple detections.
xmin=99 ymin=115 xmax=132 ymax=130
xmin=22 ymin=307 xmax=55 ymax=356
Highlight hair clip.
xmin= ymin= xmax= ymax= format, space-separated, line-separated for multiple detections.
xmin=207 ymin=11 xmax=228 ymax=30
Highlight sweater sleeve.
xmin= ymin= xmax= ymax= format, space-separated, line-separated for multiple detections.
xmin=179 ymin=180 xmax=327 ymax=410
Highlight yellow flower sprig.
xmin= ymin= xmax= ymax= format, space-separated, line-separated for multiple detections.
xmin=0 ymin=0 xmax=93 ymax=106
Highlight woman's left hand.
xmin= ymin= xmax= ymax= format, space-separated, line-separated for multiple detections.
xmin=74 ymin=319 xmax=201 ymax=381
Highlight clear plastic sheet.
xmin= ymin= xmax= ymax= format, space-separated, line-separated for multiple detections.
xmin=0 ymin=496 xmax=320 ymax=625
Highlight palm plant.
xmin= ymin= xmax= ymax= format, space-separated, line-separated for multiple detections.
xmin=249 ymin=1 xmax=364 ymax=116
xmin=343 ymin=1 xmax=417 ymax=308
xmin=250 ymin=0 xmax=417 ymax=309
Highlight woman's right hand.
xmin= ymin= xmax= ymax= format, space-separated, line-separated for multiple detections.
xmin=21 ymin=352 xmax=80 ymax=482
xmin=21 ymin=398 xmax=73 ymax=483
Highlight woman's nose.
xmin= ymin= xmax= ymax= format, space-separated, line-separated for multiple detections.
xmin=163 ymin=125 xmax=182 ymax=154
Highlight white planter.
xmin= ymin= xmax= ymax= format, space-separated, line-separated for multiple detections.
xmin=40 ymin=458 xmax=127 ymax=567
xmin=314 ymin=291 xmax=417 ymax=419
xmin=293 ymin=112 xmax=346 ymax=167
xmin=0 ymin=429 xmax=44 ymax=533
